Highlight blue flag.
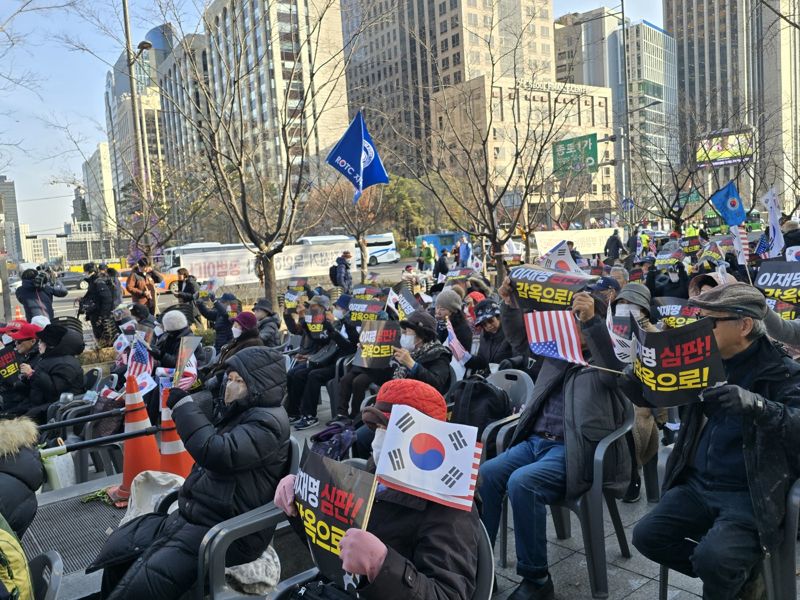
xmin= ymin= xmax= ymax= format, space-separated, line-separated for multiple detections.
xmin=710 ymin=181 xmax=746 ymax=226
xmin=326 ymin=111 xmax=389 ymax=202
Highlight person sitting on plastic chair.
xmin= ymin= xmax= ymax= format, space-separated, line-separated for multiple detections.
xmin=623 ymin=284 xmax=800 ymax=599
xmin=274 ymin=379 xmax=481 ymax=600
xmin=477 ymin=292 xmax=630 ymax=600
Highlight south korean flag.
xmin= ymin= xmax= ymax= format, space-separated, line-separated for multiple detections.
xmin=375 ymin=405 xmax=481 ymax=511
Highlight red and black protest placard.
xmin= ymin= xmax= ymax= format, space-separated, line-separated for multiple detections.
xmin=295 ymin=446 xmax=377 ymax=591
xmin=696 ymin=242 xmax=725 ymax=265
xmin=632 ymin=318 xmax=725 ymax=406
xmin=509 ymin=265 xmax=593 ymax=312
xmin=629 ymin=267 xmax=644 ymax=283
xmin=352 ymin=285 xmax=382 ymax=300
xmin=347 ymin=298 xmax=384 ymax=324
xmin=388 ymin=288 xmax=421 ymax=321
xmin=766 ymin=299 xmax=799 ymax=321
xmin=755 ymin=261 xmax=800 ymax=305
xmin=288 ymin=277 xmax=309 ymax=292
xmin=352 ymin=320 xmax=401 ymax=369
xmin=306 ymin=313 xmax=327 ymax=339
xmin=652 ymin=297 xmax=701 ymax=329
xmin=654 ymin=249 xmax=685 ymax=268
xmin=680 ymin=236 xmax=702 ymax=257
xmin=0 ymin=346 xmax=20 ymax=381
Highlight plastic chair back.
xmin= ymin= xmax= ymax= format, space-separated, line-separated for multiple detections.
xmin=29 ymin=551 xmax=63 ymax=600
xmin=473 ymin=521 xmax=495 ymax=600
xmin=487 ymin=369 xmax=534 ymax=411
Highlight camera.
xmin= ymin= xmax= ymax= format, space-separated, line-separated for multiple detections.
xmin=33 ymin=271 xmax=48 ymax=288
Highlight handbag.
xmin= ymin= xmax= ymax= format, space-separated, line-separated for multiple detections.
xmin=308 ymin=342 xmax=338 ymax=368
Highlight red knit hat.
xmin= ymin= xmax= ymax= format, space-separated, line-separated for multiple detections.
xmin=362 ymin=379 xmax=447 ymax=429
xmin=231 ymin=311 xmax=258 ymax=331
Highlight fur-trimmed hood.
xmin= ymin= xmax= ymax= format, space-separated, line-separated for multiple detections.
xmin=0 ymin=417 xmax=39 ymax=458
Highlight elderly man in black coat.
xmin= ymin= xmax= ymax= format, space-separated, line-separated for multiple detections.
xmin=87 ymin=346 xmax=291 ymax=600
xmin=627 ymin=284 xmax=800 ymax=599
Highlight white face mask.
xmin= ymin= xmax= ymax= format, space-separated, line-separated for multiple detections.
xmin=232 ymin=325 xmax=242 ymax=339
xmin=333 ymin=308 xmax=345 ymax=320
xmin=668 ymin=271 xmax=679 ymax=283
xmin=224 ymin=379 xmax=248 ymax=405
xmin=1 ymin=335 xmax=11 ymax=346
xmin=371 ymin=427 xmax=387 ymax=462
xmin=400 ymin=333 xmax=417 ymax=351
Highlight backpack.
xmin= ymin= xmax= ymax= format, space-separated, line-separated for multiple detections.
xmin=447 ymin=375 xmax=511 ymax=438
xmin=329 ymin=264 xmax=339 ymax=287
xmin=310 ymin=422 xmax=356 ymax=461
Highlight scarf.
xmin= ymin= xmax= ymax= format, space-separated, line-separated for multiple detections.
xmin=393 ymin=340 xmax=443 ymax=380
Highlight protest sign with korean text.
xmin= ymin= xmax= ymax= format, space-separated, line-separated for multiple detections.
xmin=632 ymin=318 xmax=725 ymax=406
xmin=654 ymin=250 xmax=685 ymax=268
xmin=509 ymin=265 xmax=593 ymax=312
xmin=295 ymin=447 xmax=377 ymax=589
xmin=765 ymin=299 xmax=799 ymax=320
xmin=696 ymin=242 xmax=725 ymax=265
xmin=0 ymin=346 xmax=19 ymax=381
xmin=347 ymin=298 xmax=384 ymax=324
xmin=387 ymin=288 xmax=420 ymax=320
xmin=352 ymin=285 xmax=381 ymax=300
xmin=652 ymin=297 xmax=701 ymax=329
xmin=755 ymin=261 xmax=800 ymax=305
xmin=288 ymin=278 xmax=309 ymax=292
xmin=306 ymin=313 xmax=327 ymax=339
xmin=681 ymin=236 xmax=702 ymax=256
xmin=352 ymin=320 xmax=401 ymax=368
xmin=283 ymin=291 xmax=303 ymax=309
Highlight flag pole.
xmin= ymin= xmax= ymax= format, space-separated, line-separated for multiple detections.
xmin=585 ymin=364 xmax=625 ymax=376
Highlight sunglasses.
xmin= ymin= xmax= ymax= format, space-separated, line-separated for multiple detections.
xmin=699 ymin=315 xmax=742 ymax=328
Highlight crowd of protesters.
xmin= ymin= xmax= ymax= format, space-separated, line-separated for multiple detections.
xmin=2 ymin=220 xmax=800 ymax=600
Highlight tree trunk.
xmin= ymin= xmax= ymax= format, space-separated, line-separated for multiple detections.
xmin=492 ymin=240 xmax=507 ymax=286
xmin=260 ymin=253 xmax=279 ymax=310
xmin=358 ymin=237 xmax=369 ymax=284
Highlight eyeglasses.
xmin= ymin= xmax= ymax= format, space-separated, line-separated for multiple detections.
xmin=699 ymin=315 xmax=742 ymax=328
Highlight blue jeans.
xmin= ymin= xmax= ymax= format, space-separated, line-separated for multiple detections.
xmin=632 ymin=476 xmax=761 ymax=600
xmin=478 ymin=435 xmax=566 ymax=579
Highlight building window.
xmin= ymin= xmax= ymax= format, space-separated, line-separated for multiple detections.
xmin=468 ymin=13 xmax=478 ymax=26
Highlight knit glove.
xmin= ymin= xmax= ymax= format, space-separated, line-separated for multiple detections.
xmin=166 ymin=388 xmax=190 ymax=410
xmin=702 ymin=384 xmax=766 ymax=417
xmin=339 ymin=528 xmax=388 ymax=582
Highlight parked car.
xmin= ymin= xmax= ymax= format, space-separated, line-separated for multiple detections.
xmin=58 ymin=271 xmax=89 ymax=290
xmin=7 ymin=276 xmax=21 ymax=292
xmin=118 ymin=269 xmax=180 ymax=296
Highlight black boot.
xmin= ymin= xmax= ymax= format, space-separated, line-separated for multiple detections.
xmin=507 ymin=575 xmax=554 ymax=600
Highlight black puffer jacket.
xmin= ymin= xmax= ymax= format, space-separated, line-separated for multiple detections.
xmin=623 ymin=336 xmax=800 ymax=552
xmin=257 ymin=314 xmax=282 ymax=347
xmin=15 ymin=279 xmax=68 ymax=320
xmin=173 ymin=346 xmax=290 ymax=554
xmin=82 ymin=272 xmax=113 ymax=317
xmin=0 ymin=347 xmax=41 ymax=411
xmin=24 ymin=329 xmax=85 ymax=423
xmin=396 ymin=342 xmax=453 ymax=395
xmin=152 ymin=327 xmax=202 ymax=370
xmin=173 ymin=276 xmax=198 ymax=302
xmin=464 ymin=327 xmax=513 ymax=373
xmin=196 ymin=300 xmax=234 ymax=351
xmin=0 ymin=417 xmax=45 ymax=538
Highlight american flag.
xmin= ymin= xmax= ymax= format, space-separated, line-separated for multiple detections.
xmin=524 ymin=310 xmax=587 ymax=366
xmin=126 ymin=339 xmax=154 ymax=378
xmin=446 ymin=319 xmax=468 ymax=361
xmin=754 ymin=233 xmax=770 ymax=259
xmin=730 ymin=225 xmax=749 ymax=264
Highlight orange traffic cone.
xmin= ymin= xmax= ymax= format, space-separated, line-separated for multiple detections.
xmin=13 ymin=305 xmax=22 ymax=320
xmin=159 ymin=383 xmax=194 ymax=478
xmin=106 ymin=376 xmax=161 ymax=506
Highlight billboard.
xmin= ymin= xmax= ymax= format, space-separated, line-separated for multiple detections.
xmin=533 ymin=228 xmax=616 ymax=255
xmin=553 ymin=133 xmax=599 ymax=174
xmin=696 ymin=132 xmax=753 ymax=167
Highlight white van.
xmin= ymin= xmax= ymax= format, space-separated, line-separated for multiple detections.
xmin=361 ymin=232 xmax=400 ymax=266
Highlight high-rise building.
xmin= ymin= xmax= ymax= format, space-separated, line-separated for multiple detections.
xmin=200 ymin=0 xmax=349 ymax=181
xmin=341 ymin=0 xmax=556 ymax=171
xmin=664 ymin=0 xmax=800 ymax=205
xmin=19 ymin=224 xmax=61 ymax=264
xmin=0 ymin=175 xmax=21 ymax=260
xmin=555 ymin=10 xmax=679 ymax=210
xmin=157 ymin=34 xmax=210 ymax=172
xmin=72 ymin=187 xmax=89 ymax=223
xmin=82 ymin=142 xmax=117 ymax=236
xmin=105 ymin=25 xmax=172 ymax=224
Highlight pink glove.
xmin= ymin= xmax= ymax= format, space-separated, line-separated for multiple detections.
xmin=339 ymin=528 xmax=388 ymax=582
xmin=274 ymin=474 xmax=297 ymax=516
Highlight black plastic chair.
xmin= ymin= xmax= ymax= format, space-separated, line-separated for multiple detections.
xmin=29 ymin=551 xmax=64 ymax=600
xmin=493 ymin=399 xmax=634 ymax=599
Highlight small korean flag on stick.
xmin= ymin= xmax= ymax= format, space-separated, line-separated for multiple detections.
xmin=375 ymin=405 xmax=482 ymax=511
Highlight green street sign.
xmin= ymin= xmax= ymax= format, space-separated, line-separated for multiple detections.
xmin=553 ymin=133 xmax=599 ymax=175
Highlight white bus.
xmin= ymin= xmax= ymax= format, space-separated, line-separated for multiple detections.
xmin=162 ymin=242 xmax=251 ymax=272
xmin=296 ymin=235 xmax=353 ymax=245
